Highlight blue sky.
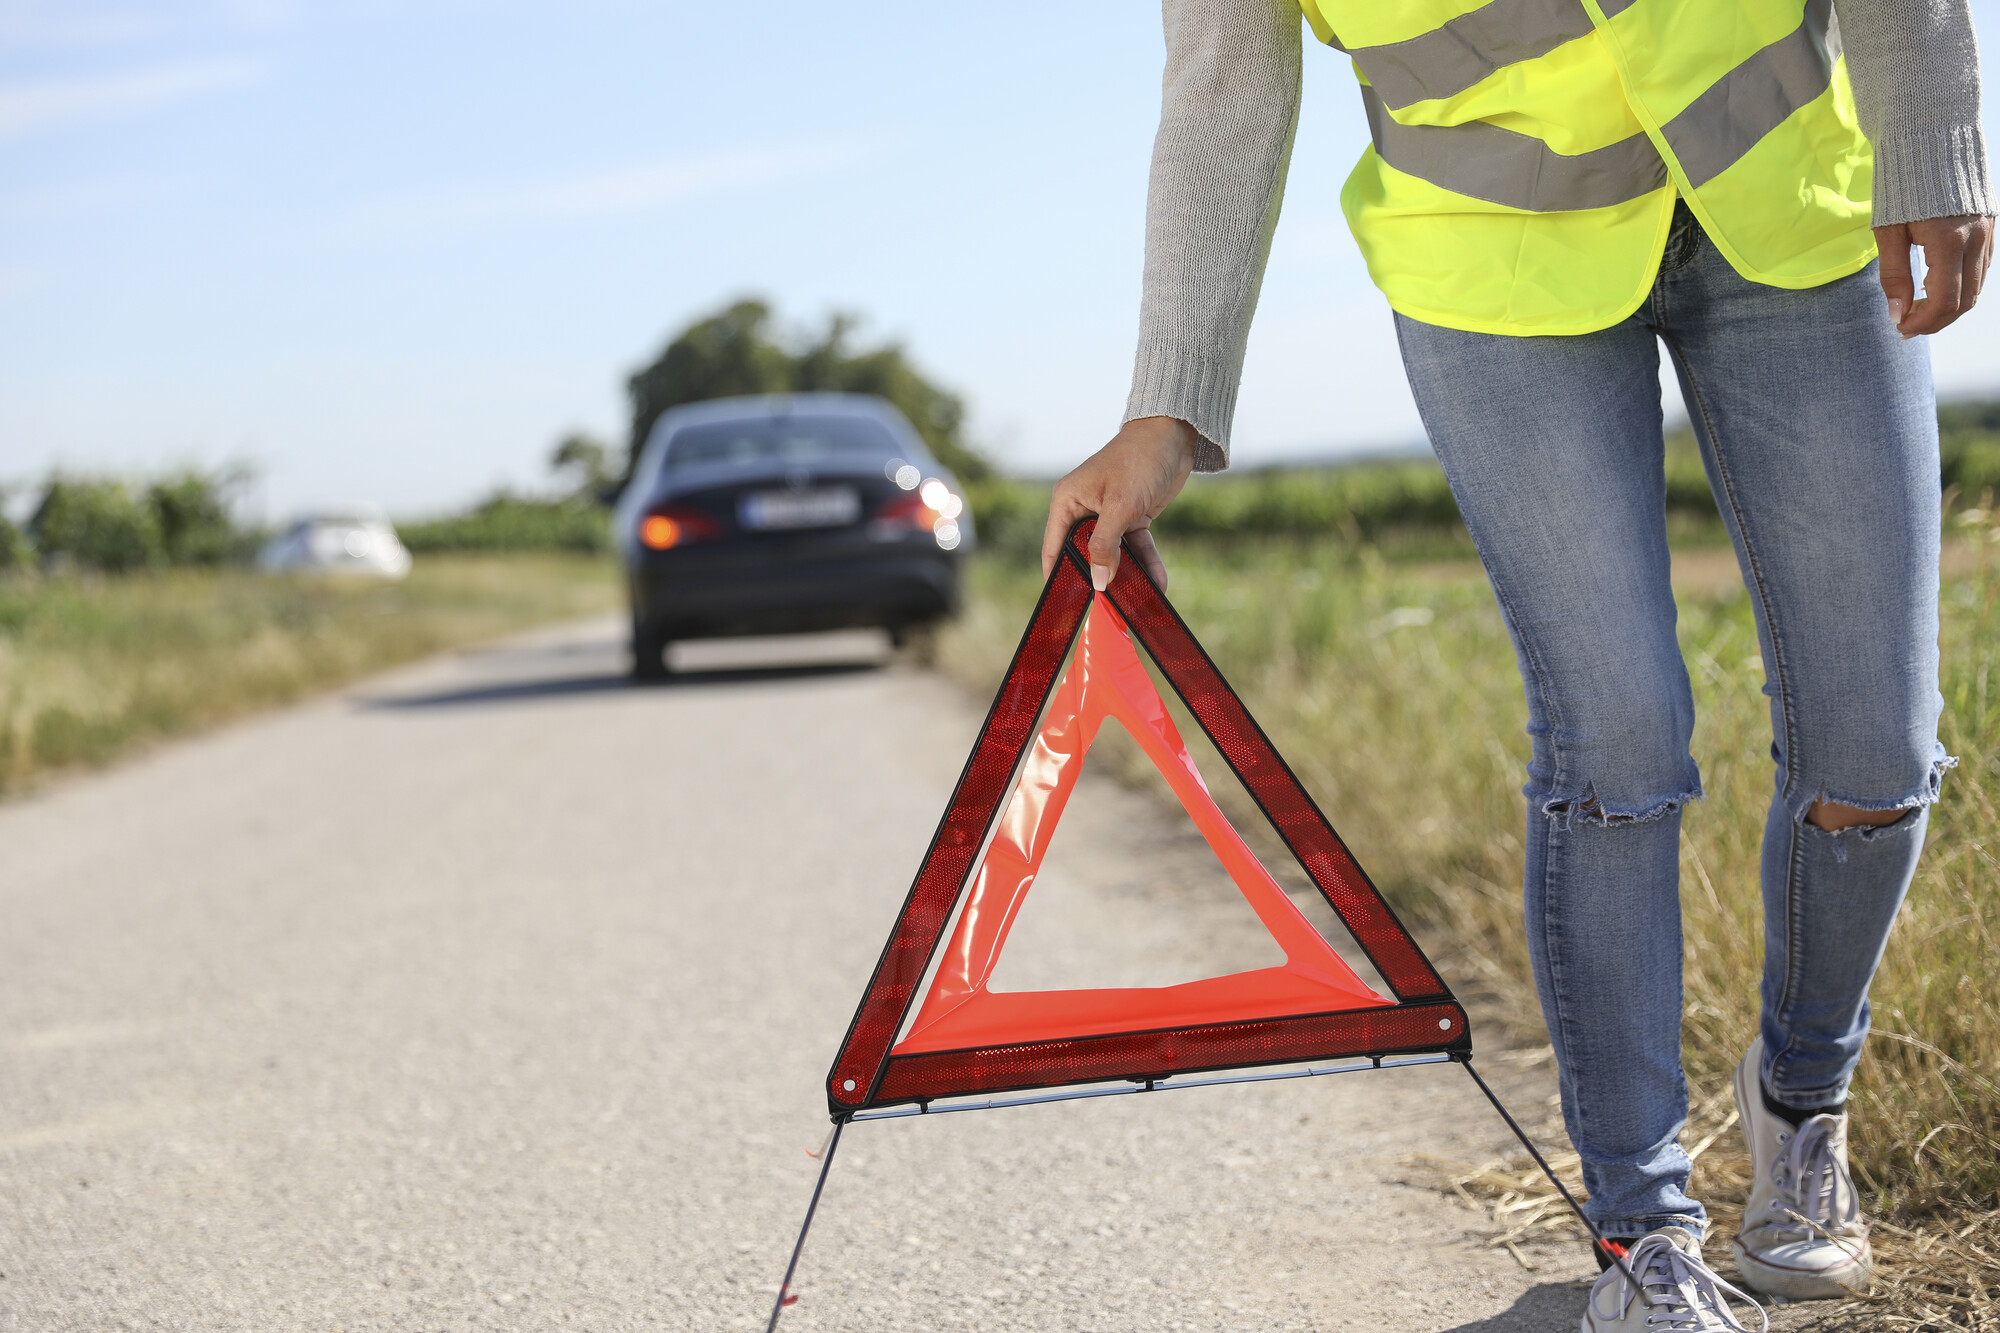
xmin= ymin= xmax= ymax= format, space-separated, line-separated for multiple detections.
xmin=3 ymin=0 xmax=1998 ymax=519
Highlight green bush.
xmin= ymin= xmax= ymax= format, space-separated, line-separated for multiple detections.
xmin=29 ymin=477 xmax=162 ymax=572
xmin=1661 ymin=431 xmax=1722 ymax=518
xmin=966 ymin=447 xmax=1728 ymax=556
xmin=398 ymin=495 xmax=611 ymax=554
xmin=1939 ymin=397 xmax=2000 ymax=441
xmin=148 ymin=467 xmax=247 ymax=565
xmin=0 ymin=502 xmax=28 ymax=573
xmin=1151 ymin=458 xmax=1461 ymax=540
xmin=965 ymin=477 xmax=1053 ymax=558
xmin=13 ymin=466 xmax=255 ymax=572
xmin=971 ymin=398 xmax=2000 ymax=552
xmin=1941 ymin=401 xmax=2000 ymax=498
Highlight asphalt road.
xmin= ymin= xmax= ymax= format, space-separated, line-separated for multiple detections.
xmin=0 ymin=618 xmax=1598 ymax=1331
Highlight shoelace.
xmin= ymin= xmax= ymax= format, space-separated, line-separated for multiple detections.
xmin=1762 ymin=1114 xmax=1865 ymax=1242
xmin=1605 ymin=1234 xmax=1766 ymax=1333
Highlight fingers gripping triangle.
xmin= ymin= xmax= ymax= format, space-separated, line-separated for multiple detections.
xmin=827 ymin=519 xmax=1466 ymax=1114
xmin=896 ymin=595 xmax=1388 ymax=1054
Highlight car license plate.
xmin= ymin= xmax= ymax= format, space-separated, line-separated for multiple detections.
xmin=739 ymin=487 xmax=861 ymax=531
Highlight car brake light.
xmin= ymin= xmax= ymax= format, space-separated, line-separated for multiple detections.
xmin=640 ymin=506 xmax=722 ymax=550
xmin=875 ymin=492 xmax=927 ymax=523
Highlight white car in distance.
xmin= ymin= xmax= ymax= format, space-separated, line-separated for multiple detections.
xmin=258 ymin=507 xmax=412 ymax=579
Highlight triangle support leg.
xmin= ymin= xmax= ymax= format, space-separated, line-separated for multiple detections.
xmin=764 ymin=1117 xmax=848 ymax=1333
xmin=1457 ymin=1057 xmax=1639 ymax=1292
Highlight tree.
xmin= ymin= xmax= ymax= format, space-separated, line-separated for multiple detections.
xmin=623 ymin=298 xmax=991 ymax=490
xmin=550 ymin=432 xmax=618 ymax=499
xmin=790 ymin=314 xmax=988 ymax=482
xmin=625 ymin=301 xmax=792 ymax=475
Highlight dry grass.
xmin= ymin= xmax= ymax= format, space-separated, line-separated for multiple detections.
xmin=1430 ymin=1140 xmax=2000 ymax=1330
xmin=0 ymin=553 xmax=619 ymax=795
xmin=940 ymin=532 xmax=2000 ymax=1325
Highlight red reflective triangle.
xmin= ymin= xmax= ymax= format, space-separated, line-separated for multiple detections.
xmin=827 ymin=519 xmax=1464 ymax=1114
xmin=894 ymin=594 xmax=1389 ymax=1055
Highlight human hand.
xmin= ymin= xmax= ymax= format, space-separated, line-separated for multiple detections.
xmin=1875 ymin=214 xmax=1994 ymax=336
xmin=1040 ymin=416 xmax=1199 ymax=590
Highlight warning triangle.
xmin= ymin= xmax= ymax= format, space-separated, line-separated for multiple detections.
xmin=828 ymin=519 xmax=1465 ymax=1114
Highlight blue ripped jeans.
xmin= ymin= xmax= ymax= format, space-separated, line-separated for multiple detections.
xmin=1394 ymin=205 xmax=1950 ymax=1240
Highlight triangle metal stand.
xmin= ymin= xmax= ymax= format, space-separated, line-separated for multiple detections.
xmin=762 ymin=1055 xmax=1640 ymax=1329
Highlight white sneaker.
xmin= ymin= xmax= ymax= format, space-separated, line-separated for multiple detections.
xmin=1730 ymin=1038 xmax=1872 ymax=1298
xmin=1582 ymin=1228 xmax=1766 ymax=1333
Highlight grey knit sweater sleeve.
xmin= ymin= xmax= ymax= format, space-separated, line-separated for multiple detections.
xmin=1127 ymin=0 xmax=1995 ymax=471
xmin=1124 ymin=0 xmax=1302 ymax=473
xmin=1838 ymin=0 xmax=1998 ymax=224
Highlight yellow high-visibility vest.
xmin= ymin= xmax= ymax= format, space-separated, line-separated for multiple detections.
xmin=1299 ymin=0 xmax=1876 ymax=335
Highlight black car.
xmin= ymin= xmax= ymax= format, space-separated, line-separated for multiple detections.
xmin=615 ymin=393 xmax=975 ymax=679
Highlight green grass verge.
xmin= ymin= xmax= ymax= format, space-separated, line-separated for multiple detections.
xmin=940 ymin=537 xmax=2000 ymax=1311
xmin=0 ymin=553 xmax=619 ymax=794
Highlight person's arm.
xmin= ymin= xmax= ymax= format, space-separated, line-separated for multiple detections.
xmin=1043 ymin=0 xmax=1303 ymax=588
xmin=1838 ymin=0 xmax=1998 ymax=333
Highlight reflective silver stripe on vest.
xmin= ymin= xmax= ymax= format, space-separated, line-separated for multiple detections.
xmin=1660 ymin=0 xmax=1838 ymax=186
xmin=1359 ymin=0 xmax=1839 ymax=211
xmin=1361 ymin=83 xmax=1667 ymax=210
xmin=1347 ymin=0 xmax=1598 ymax=109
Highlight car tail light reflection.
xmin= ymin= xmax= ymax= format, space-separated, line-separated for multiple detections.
xmin=640 ymin=506 xmax=722 ymax=550
xmin=918 ymin=479 xmax=964 ymax=520
xmin=875 ymin=482 xmax=965 ymax=549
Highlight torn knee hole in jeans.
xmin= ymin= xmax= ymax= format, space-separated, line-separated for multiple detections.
xmin=1541 ymin=784 xmax=1700 ymax=831
xmin=1800 ymin=806 xmax=1921 ymax=862
xmin=1791 ymin=757 xmax=1956 ymax=860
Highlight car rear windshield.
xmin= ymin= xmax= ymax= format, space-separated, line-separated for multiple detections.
xmin=664 ymin=416 xmax=902 ymax=469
